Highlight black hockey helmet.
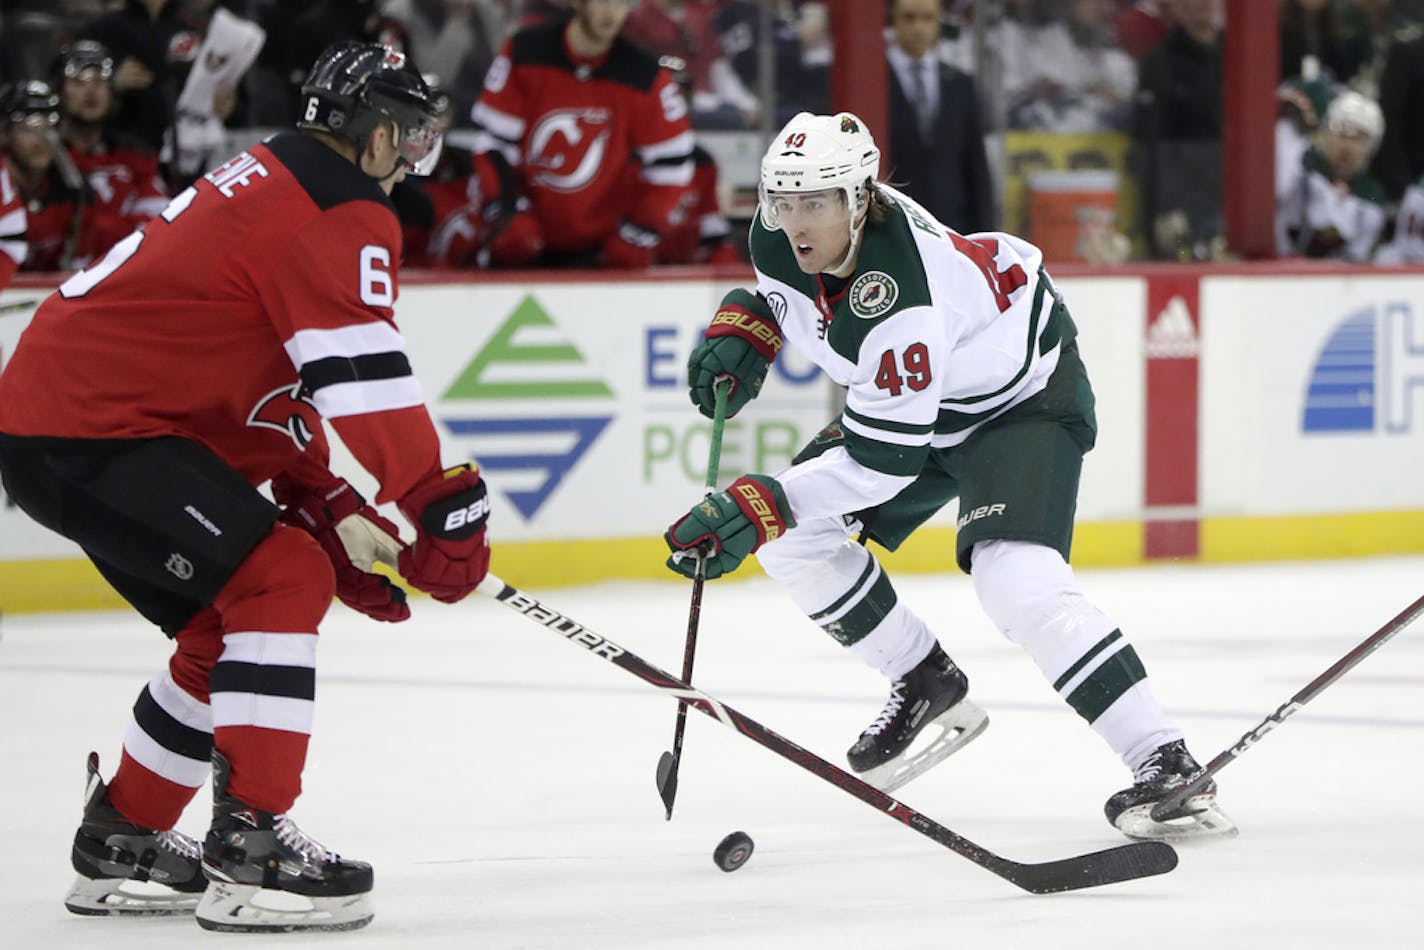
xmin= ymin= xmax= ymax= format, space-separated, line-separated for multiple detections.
xmin=0 ymin=79 xmax=61 ymax=129
xmin=55 ymin=40 xmax=115 ymax=84
xmin=298 ymin=41 xmax=443 ymax=176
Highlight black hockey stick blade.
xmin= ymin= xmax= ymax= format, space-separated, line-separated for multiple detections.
xmin=655 ymin=750 xmax=677 ymax=818
xmin=478 ymin=573 xmax=1178 ymax=894
xmin=993 ymin=841 xmax=1177 ymax=895
xmin=1150 ymin=590 xmax=1424 ymax=821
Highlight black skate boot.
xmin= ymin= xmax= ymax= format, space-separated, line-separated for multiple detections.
xmin=196 ymin=751 xmax=374 ymax=933
xmin=846 ymin=643 xmax=989 ymax=792
xmin=1105 ymin=739 xmax=1237 ymax=840
xmin=64 ymin=751 xmax=206 ymax=916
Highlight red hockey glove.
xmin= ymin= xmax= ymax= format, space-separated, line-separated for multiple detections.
xmin=397 ymin=464 xmax=491 ymax=603
xmin=276 ymin=477 xmax=411 ymax=623
xmin=602 ymin=220 xmax=660 ymax=269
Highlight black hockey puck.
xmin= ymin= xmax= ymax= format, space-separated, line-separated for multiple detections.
xmin=713 ymin=831 xmax=754 ymax=872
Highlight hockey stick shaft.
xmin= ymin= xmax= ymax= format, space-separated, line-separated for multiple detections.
xmin=658 ymin=378 xmax=731 ymax=819
xmin=1151 ymin=591 xmax=1424 ymax=820
xmin=479 ymin=573 xmax=1177 ymax=893
xmin=0 ymin=298 xmax=39 ymax=316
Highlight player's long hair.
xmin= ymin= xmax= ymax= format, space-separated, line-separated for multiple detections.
xmin=866 ymin=180 xmax=899 ymax=226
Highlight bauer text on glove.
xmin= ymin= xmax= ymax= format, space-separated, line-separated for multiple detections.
xmin=664 ymin=475 xmax=795 ymax=579
xmin=687 ymin=288 xmax=783 ymax=419
xmin=396 ymin=464 xmax=491 ymax=603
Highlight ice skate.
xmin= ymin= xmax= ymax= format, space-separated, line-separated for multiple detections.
xmin=64 ymin=751 xmax=206 ymax=916
xmin=847 ymin=643 xmax=989 ymax=791
xmin=196 ymin=752 xmax=374 ymax=933
xmin=1105 ymin=739 xmax=1237 ymax=840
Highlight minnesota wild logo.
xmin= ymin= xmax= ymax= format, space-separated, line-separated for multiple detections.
xmin=849 ymin=271 xmax=898 ymax=318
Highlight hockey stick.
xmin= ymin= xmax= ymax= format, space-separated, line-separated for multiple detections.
xmin=0 ymin=298 xmax=40 ymax=316
xmin=477 ymin=573 xmax=1178 ymax=893
xmin=1151 ymin=591 xmax=1424 ymax=822
xmin=656 ymin=377 xmax=731 ymax=820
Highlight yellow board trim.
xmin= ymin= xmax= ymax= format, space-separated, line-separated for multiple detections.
xmin=2 ymin=511 xmax=1421 ymax=614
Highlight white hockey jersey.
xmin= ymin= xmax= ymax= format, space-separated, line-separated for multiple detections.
xmin=750 ymin=185 xmax=1070 ymax=523
xmin=1375 ymin=179 xmax=1424 ymax=265
xmin=1275 ymin=124 xmax=1388 ymax=261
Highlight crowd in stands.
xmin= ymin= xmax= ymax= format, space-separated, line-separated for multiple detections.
xmin=2 ymin=0 xmax=1424 ymax=288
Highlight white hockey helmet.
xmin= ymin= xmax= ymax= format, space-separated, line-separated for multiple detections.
xmin=759 ymin=111 xmax=881 ymax=233
xmin=1323 ymin=91 xmax=1385 ymax=151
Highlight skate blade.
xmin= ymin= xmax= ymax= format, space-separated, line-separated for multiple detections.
xmin=858 ymin=700 xmax=990 ymax=793
xmin=64 ymin=875 xmax=200 ymax=916
xmin=195 ymin=881 xmax=374 ymax=933
xmin=1114 ymin=798 xmax=1239 ymax=842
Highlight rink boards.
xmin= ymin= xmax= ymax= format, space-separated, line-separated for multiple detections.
xmin=2 ymin=263 xmax=1422 ymax=611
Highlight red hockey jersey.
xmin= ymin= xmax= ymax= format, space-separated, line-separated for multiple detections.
xmin=0 ymin=160 xmax=23 ymax=288
xmin=14 ymin=144 xmax=168 ymax=273
xmin=0 ymin=133 xmax=442 ymax=503
xmin=470 ymin=19 xmax=694 ymax=253
xmin=657 ymin=145 xmax=737 ymax=265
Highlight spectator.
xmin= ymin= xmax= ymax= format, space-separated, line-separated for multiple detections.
xmin=1116 ymin=0 xmax=1172 ymax=62
xmin=55 ymin=41 xmax=169 ymax=246
xmin=1371 ymin=24 xmax=1424 ymax=201
xmin=249 ymin=0 xmax=407 ymax=128
xmin=623 ymin=0 xmax=760 ymax=130
xmin=1003 ymin=0 xmax=1137 ymax=132
xmin=460 ymin=0 xmax=695 ymax=268
xmin=1280 ymin=0 xmax=1369 ymax=86
xmin=713 ymin=0 xmax=826 ymax=123
xmin=77 ymin=0 xmax=209 ymax=156
xmin=1277 ymin=89 xmax=1388 ymax=260
xmin=382 ymin=0 xmax=506 ymax=128
xmin=1133 ymin=0 xmax=1224 ymax=260
xmin=884 ymin=0 xmax=995 ymax=233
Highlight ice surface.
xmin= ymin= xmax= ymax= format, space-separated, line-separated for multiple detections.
xmin=2 ymin=556 xmax=1421 ymax=948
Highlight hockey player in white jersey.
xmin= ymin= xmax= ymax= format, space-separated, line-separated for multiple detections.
xmin=663 ymin=111 xmax=1234 ymax=840
xmin=1276 ymin=90 xmax=1389 ymax=261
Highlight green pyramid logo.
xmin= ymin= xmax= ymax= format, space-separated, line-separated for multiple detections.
xmin=442 ymin=295 xmax=612 ymax=400
xmin=439 ymin=294 xmax=614 ymax=519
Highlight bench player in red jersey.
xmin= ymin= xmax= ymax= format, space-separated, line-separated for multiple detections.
xmin=0 ymin=42 xmax=488 ymax=933
xmin=456 ymin=0 xmax=695 ymax=268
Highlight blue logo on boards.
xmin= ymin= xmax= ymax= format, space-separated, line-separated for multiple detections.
xmin=440 ymin=296 xmax=613 ymax=520
xmin=1302 ymin=302 xmax=1423 ymax=434
xmin=442 ymin=417 xmax=611 ymax=519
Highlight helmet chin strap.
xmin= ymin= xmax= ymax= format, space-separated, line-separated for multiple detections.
xmin=359 ymin=121 xmax=406 ymax=184
xmin=826 ymin=187 xmax=870 ymax=276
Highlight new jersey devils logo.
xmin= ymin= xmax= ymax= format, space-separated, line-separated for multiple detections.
xmin=526 ymin=108 xmax=611 ymax=193
xmin=248 ymin=382 xmax=320 ymax=449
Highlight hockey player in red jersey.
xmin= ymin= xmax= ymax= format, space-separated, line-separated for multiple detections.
xmin=458 ymin=0 xmax=695 ymax=268
xmin=56 ymin=41 xmax=170 ymax=250
xmin=0 ymin=42 xmax=486 ymax=933
xmin=0 ymin=156 xmax=23 ymax=287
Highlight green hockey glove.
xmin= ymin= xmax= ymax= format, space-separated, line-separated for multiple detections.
xmin=664 ymin=475 xmax=796 ymax=579
xmin=687 ymin=288 xmax=784 ymax=419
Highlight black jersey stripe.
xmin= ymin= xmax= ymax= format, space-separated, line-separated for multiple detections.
xmin=133 ymin=686 xmax=214 ymax=760
xmin=209 ymin=662 xmax=316 ymax=700
xmin=843 ymin=406 xmax=935 ymax=436
xmin=300 ymin=351 xmax=412 ymax=392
